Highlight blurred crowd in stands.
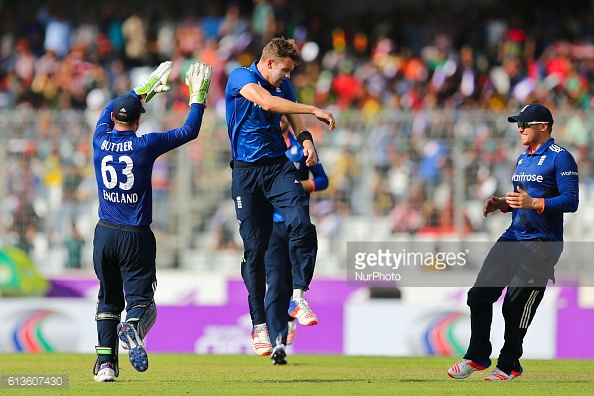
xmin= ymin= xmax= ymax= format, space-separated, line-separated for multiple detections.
xmin=2 ymin=0 xmax=594 ymax=113
xmin=1 ymin=0 xmax=594 ymax=268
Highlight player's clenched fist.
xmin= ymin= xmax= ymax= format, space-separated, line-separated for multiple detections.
xmin=185 ymin=62 xmax=212 ymax=105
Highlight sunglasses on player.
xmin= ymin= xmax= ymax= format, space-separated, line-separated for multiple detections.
xmin=517 ymin=121 xmax=548 ymax=129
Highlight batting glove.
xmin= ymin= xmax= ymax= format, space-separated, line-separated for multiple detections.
xmin=134 ymin=61 xmax=173 ymax=103
xmin=185 ymin=61 xmax=212 ymax=105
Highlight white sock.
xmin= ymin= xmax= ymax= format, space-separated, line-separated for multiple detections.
xmin=293 ymin=288 xmax=304 ymax=300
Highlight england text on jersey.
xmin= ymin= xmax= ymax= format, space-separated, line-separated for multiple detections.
xmin=102 ymin=190 xmax=138 ymax=203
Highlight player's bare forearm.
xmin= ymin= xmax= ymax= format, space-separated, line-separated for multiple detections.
xmin=286 ymin=114 xmax=306 ymax=134
xmin=263 ymin=96 xmax=322 ymax=120
xmin=240 ymin=84 xmax=335 ymax=129
xmin=300 ymin=180 xmax=314 ymax=193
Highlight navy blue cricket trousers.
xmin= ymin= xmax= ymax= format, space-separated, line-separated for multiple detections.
xmin=464 ymin=239 xmax=557 ymax=373
xmin=93 ymin=220 xmax=157 ymax=360
xmin=264 ymin=221 xmax=293 ymax=346
xmin=232 ymin=156 xmax=317 ymax=325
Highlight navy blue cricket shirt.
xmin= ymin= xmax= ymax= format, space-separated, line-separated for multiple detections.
xmin=501 ymin=138 xmax=578 ymax=244
xmin=93 ymin=91 xmax=204 ymax=226
xmin=225 ymin=61 xmax=298 ymax=162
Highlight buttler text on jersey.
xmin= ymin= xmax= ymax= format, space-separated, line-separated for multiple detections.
xmin=101 ymin=140 xmax=133 ymax=152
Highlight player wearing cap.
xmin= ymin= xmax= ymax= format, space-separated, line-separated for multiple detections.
xmin=447 ymin=104 xmax=579 ymax=381
xmin=92 ymin=61 xmax=211 ymax=382
xmin=225 ymin=37 xmax=335 ymax=356
xmin=265 ymin=116 xmax=329 ymax=365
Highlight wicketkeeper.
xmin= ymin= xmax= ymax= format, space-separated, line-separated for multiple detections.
xmin=92 ymin=61 xmax=211 ymax=382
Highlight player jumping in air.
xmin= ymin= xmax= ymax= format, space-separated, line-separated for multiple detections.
xmin=265 ymin=116 xmax=329 ymax=364
xmin=225 ymin=37 xmax=335 ymax=356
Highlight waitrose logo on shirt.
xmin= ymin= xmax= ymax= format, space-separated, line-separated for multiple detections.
xmin=560 ymin=171 xmax=578 ymax=176
xmin=512 ymin=172 xmax=544 ymax=182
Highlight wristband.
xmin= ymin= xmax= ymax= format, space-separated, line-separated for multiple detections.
xmin=297 ymin=131 xmax=314 ymax=146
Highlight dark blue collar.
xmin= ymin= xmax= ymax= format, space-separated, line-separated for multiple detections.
xmin=527 ymin=138 xmax=555 ymax=155
xmin=248 ymin=61 xmax=274 ymax=89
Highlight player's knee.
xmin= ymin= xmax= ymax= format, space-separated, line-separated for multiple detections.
xmin=95 ymin=311 xmax=121 ymax=322
xmin=287 ymin=221 xmax=317 ymax=242
xmin=303 ymin=223 xmax=317 ymax=240
xmin=243 ymin=238 xmax=269 ymax=259
xmin=501 ymin=301 xmax=514 ymax=318
xmin=466 ymin=288 xmax=497 ymax=309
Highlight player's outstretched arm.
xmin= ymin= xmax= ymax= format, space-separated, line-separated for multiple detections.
xmin=185 ymin=61 xmax=212 ymax=106
xmin=240 ymin=83 xmax=336 ymax=130
xmin=134 ymin=61 xmax=174 ymax=102
xmin=311 ymin=108 xmax=335 ymax=130
xmin=152 ymin=62 xmax=213 ymax=153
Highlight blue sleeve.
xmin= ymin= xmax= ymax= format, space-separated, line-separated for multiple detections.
xmin=227 ymin=68 xmax=257 ymax=97
xmin=141 ymin=103 xmax=205 ymax=156
xmin=544 ymin=151 xmax=579 ymax=213
xmin=176 ymin=103 xmax=205 ymax=141
xmin=309 ymin=161 xmax=329 ymax=192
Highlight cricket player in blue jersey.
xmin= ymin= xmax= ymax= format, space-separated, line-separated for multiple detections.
xmin=225 ymin=37 xmax=336 ymax=356
xmin=448 ymin=104 xmax=579 ymax=381
xmin=265 ymin=116 xmax=329 ymax=364
xmin=92 ymin=61 xmax=211 ymax=382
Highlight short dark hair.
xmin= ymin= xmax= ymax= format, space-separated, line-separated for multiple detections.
xmin=114 ymin=112 xmax=138 ymax=124
xmin=260 ymin=37 xmax=301 ymax=65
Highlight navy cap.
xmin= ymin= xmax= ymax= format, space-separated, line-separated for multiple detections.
xmin=113 ymin=93 xmax=145 ymax=122
xmin=508 ymin=103 xmax=553 ymax=125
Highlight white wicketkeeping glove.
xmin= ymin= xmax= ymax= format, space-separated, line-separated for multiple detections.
xmin=134 ymin=61 xmax=173 ymax=103
xmin=185 ymin=61 xmax=212 ymax=105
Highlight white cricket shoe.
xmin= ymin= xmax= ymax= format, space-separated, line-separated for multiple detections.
xmin=93 ymin=362 xmax=116 ymax=382
xmin=485 ymin=367 xmax=522 ymax=381
xmin=252 ymin=324 xmax=273 ymax=356
xmin=447 ymin=359 xmax=490 ymax=379
xmin=288 ymin=297 xmax=318 ymax=326
xmin=287 ymin=320 xmax=297 ymax=345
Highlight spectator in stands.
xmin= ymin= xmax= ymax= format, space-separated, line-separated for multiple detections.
xmin=121 ymin=10 xmax=148 ymax=67
xmin=9 ymin=196 xmax=41 ymax=255
xmin=36 ymin=5 xmax=72 ymax=59
xmin=218 ymin=3 xmax=249 ymax=39
xmin=251 ymin=0 xmax=275 ymax=51
xmin=331 ymin=145 xmax=361 ymax=212
xmin=63 ymin=221 xmax=84 ymax=269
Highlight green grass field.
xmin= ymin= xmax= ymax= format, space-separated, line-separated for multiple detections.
xmin=1 ymin=354 xmax=593 ymax=395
